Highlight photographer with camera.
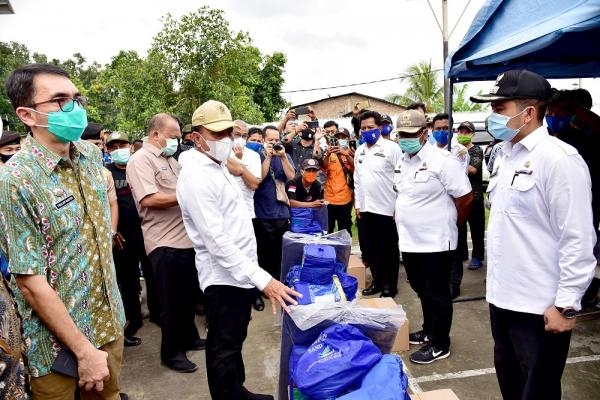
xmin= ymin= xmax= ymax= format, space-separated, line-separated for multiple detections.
xmin=322 ymin=127 xmax=355 ymax=234
xmin=282 ymin=121 xmax=323 ymax=175
xmin=251 ymin=125 xmax=296 ymax=311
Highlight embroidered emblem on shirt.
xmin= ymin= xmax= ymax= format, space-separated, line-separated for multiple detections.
xmin=288 ymin=185 xmax=296 ymax=193
xmin=524 ymin=161 xmax=531 ymax=168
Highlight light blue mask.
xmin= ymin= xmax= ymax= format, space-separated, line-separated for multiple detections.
xmin=110 ymin=148 xmax=131 ymax=165
xmin=399 ymin=138 xmax=423 ymax=154
xmin=487 ymin=109 xmax=528 ymax=142
xmin=338 ymin=139 xmax=348 ymax=148
xmin=33 ymin=102 xmax=88 ymax=143
xmin=162 ymin=138 xmax=179 ymax=157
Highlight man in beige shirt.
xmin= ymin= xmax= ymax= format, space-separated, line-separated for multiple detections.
xmin=126 ymin=113 xmax=203 ymax=373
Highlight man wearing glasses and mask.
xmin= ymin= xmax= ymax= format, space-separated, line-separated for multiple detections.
xmin=0 ymin=64 xmax=126 ymax=399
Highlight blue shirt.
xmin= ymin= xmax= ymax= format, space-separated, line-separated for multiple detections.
xmin=254 ymin=153 xmax=293 ymax=219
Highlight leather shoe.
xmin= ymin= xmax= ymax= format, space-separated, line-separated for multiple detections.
xmin=362 ymin=284 xmax=383 ymax=296
xmin=242 ymin=386 xmax=274 ymax=400
xmin=380 ymin=289 xmax=397 ymax=298
xmin=188 ymin=338 xmax=206 ymax=351
xmin=253 ymin=297 xmax=265 ymax=311
xmin=162 ymin=358 xmax=198 ymax=373
xmin=450 ymin=284 xmax=461 ymax=300
xmin=124 ymin=336 xmax=142 ymax=347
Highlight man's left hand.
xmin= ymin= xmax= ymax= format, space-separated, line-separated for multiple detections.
xmin=112 ymin=232 xmax=125 ymax=250
xmin=543 ymin=305 xmax=576 ymax=333
xmin=225 ymin=157 xmax=244 ymax=176
xmin=262 ymin=278 xmax=302 ymax=314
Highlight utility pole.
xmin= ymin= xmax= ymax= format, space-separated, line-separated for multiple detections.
xmin=442 ymin=0 xmax=450 ymax=112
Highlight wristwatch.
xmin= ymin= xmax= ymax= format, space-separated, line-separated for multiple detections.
xmin=555 ymin=306 xmax=577 ymax=319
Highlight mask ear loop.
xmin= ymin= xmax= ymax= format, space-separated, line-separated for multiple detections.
xmin=513 ymin=106 xmax=533 ymax=134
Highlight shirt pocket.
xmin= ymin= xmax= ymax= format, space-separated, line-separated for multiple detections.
xmin=507 ymin=175 xmax=536 ymax=216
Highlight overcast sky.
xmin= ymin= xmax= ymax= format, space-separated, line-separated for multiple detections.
xmin=1 ymin=0 xmax=597 ymax=111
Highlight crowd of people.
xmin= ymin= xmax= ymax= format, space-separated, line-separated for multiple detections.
xmin=0 ymin=63 xmax=598 ymax=400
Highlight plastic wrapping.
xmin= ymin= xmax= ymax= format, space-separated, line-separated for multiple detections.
xmin=278 ymin=299 xmax=407 ymax=399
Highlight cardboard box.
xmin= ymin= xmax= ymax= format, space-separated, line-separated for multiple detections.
xmin=411 ymin=389 xmax=460 ymax=400
xmin=347 ymin=254 xmax=366 ymax=289
xmin=357 ymin=297 xmax=409 ymax=352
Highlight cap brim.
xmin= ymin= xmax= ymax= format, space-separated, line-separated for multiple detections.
xmin=106 ymin=138 xmax=130 ymax=145
xmin=470 ymin=93 xmax=516 ymax=103
xmin=203 ymin=120 xmax=235 ymax=132
xmin=394 ymin=126 xmax=423 ymax=134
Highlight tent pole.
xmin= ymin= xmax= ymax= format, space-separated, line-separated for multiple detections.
xmin=447 ymin=81 xmax=454 ymax=152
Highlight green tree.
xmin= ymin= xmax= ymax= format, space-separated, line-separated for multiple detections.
xmin=0 ymin=41 xmax=32 ymax=132
xmin=452 ymin=84 xmax=484 ymax=112
xmin=386 ymin=60 xmax=444 ymax=112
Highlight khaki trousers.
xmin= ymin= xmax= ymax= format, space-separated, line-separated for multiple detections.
xmin=30 ymin=336 xmax=124 ymax=400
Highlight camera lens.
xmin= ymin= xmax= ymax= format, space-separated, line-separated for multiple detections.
xmin=273 ymin=144 xmax=283 ymax=151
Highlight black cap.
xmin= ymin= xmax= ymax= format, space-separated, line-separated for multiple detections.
xmin=334 ymin=127 xmax=350 ymax=137
xmin=381 ymin=114 xmax=393 ymax=124
xmin=81 ymin=122 xmax=104 ymax=140
xmin=470 ymin=69 xmax=551 ymax=103
xmin=457 ymin=121 xmax=474 ymax=132
xmin=301 ymin=158 xmax=319 ymax=170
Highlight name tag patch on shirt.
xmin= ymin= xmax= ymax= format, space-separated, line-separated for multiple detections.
xmin=288 ymin=185 xmax=296 ymax=193
xmin=55 ymin=195 xmax=75 ymax=210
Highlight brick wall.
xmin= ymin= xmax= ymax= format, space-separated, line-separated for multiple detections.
xmin=297 ymin=94 xmax=406 ymax=120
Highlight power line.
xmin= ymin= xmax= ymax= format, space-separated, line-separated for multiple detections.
xmin=281 ymin=69 xmax=444 ymax=94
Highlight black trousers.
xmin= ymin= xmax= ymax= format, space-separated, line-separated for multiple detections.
xmin=356 ymin=213 xmax=369 ymax=263
xmin=252 ymin=218 xmax=289 ymax=280
xmin=362 ymin=212 xmax=400 ymax=293
xmin=112 ymin=243 xmax=143 ymax=337
xmin=403 ymin=251 xmax=453 ymax=351
xmin=489 ymin=304 xmax=572 ymax=400
xmin=457 ymin=197 xmax=485 ymax=261
xmin=327 ymin=201 xmax=353 ymax=234
xmin=205 ymin=285 xmax=254 ymax=400
xmin=148 ymin=247 xmax=201 ymax=362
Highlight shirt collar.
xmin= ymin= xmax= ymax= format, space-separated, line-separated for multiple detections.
xmin=23 ymin=135 xmax=91 ymax=176
xmin=403 ymin=141 xmax=433 ymax=162
xmin=143 ymin=141 xmax=165 ymax=158
xmin=503 ymin=125 xmax=548 ymax=156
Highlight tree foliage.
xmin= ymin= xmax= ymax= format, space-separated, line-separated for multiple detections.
xmin=0 ymin=6 xmax=288 ymax=137
xmin=386 ymin=60 xmax=483 ymax=113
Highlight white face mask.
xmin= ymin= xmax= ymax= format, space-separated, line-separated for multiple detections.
xmin=205 ymin=137 xmax=233 ymax=162
xmin=233 ymin=137 xmax=246 ymax=149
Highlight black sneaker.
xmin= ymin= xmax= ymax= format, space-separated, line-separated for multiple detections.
xmin=409 ymin=330 xmax=429 ymax=345
xmin=409 ymin=343 xmax=450 ymax=364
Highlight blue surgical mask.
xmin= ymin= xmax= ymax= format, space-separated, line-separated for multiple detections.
xmin=381 ymin=124 xmax=393 ymax=136
xmin=545 ymin=114 xmax=571 ymax=133
xmin=110 ymin=148 xmax=131 ymax=165
xmin=361 ymin=128 xmax=380 ymax=145
xmin=487 ymin=108 xmax=528 ymax=142
xmin=427 ymin=130 xmax=436 ymax=145
xmin=245 ymin=141 xmax=263 ymax=154
xmin=399 ymin=138 xmax=423 ymax=154
xmin=31 ymin=103 xmax=88 ymax=143
xmin=338 ymin=139 xmax=348 ymax=148
xmin=162 ymin=138 xmax=179 ymax=157
xmin=432 ymin=130 xmax=449 ymax=146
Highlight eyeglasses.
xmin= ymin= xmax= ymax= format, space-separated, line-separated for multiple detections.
xmin=28 ymin=96 xmax=88 ymax=112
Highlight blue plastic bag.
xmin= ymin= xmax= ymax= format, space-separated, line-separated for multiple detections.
xmin=337 ymin=354 xmax=411 ymax=400
xmin=292 ymin=324 xmax=382 ymax=399
xmin=290 ymin=208 xmax=323 ymax=234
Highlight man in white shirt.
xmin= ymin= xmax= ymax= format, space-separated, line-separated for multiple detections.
xmin=354 ymin=111 xmax=402 ymax=297
xmin=394 ymin=110 xmax=472 ymax=365
xmin=471 ymin=69 xmax=597 ymax=399
xmin=231 ymin=120 xmax=262 ymax=218
xmin=177 ymin=100 xmax=300 ymax=400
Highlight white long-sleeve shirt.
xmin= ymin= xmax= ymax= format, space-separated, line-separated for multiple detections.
xmin=354 ymin=137 xmax=402 ymax=216
xmin=486 ymin=126 xmax=596 ymax=314
xmin=176 ymin=149 xmax=272 ymax=291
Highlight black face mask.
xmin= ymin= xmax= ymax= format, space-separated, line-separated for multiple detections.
xmin=0 ymin=153 xmax=13 ymax=163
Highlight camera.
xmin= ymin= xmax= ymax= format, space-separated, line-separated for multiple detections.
xmin=273 ymin=143 xmax=284 ymax=151
xmin=327 ymin=136 xmax=339 ymax=147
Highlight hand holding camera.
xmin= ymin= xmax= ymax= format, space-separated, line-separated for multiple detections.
xmin=272 ymin=143 xmax=285 ymax=157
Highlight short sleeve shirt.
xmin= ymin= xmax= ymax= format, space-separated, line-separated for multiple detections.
xmin=0 ymin=136 xmax=125 ymax=377
xmin=253 ymin=153 xmax=293 ymax=219
xmin=126 ymin=142 xmax=193 ymax=254
xmin=285 ymin=175 xmax=323 ymax=202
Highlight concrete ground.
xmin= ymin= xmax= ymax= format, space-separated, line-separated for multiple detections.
xmin=121 ymin=257 xmax=600 ymax=400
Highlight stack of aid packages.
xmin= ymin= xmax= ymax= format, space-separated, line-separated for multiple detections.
xmin=282 ymin=240 xmax=410 ymax=400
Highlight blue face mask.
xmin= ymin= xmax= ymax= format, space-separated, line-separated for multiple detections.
xmin=432 ymin=130 xmax=449 ymax=146
xmin=338 ymin=139 xmax=348 ymax=148
xmin=361 ymin=128 xmax=380 ymax=145
xmin=381 ymin=124 xmax=393 ymax=136
xmin=545 ymin=114 xmax=572 ymax=133
xmin=399 ymin=138 xmax=423 ymax=154
xmin=487 ymin=108 xmax=528 ymax=142
xmin=32 ymin=103 xmax=88 ymax=143
xmin=245 ymin=141 xmax=263 ymax=154
xmin=110 ymin=148 xmax=131 ymax=165
xmin=162 ymin=138 xmax=179 ymax=157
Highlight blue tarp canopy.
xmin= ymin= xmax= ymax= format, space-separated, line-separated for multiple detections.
xmin=445 ymin=0 xmax=600 ymax=82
